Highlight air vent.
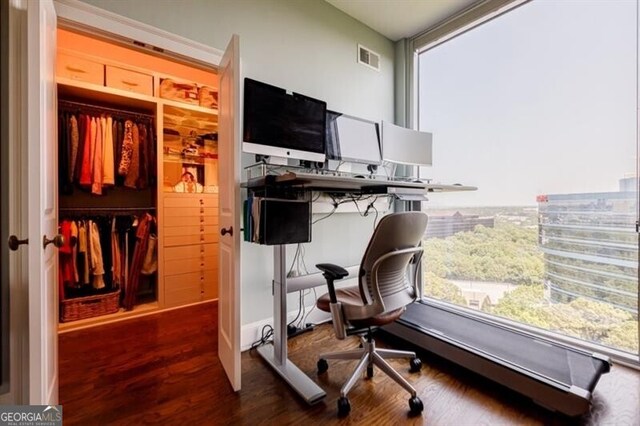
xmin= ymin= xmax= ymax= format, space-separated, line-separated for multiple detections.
xmin=358 ymin=44 xmax=380 ymax=71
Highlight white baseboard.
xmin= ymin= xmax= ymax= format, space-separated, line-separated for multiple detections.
xmin=241 ymin=308 xmax=331 ymax=351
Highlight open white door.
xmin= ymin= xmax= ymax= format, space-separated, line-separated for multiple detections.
xmin=27 ymin=0 xmax=59 ymax=405
xmin=218 ymin=35 xmax=241 ymax=391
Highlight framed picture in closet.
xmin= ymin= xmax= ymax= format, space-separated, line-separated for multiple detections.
xmin=172 ymin=164 xmax=205 ymax=193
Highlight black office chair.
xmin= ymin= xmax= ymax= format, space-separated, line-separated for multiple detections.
xmin=315 ymin=211 xmax=428 ymax=416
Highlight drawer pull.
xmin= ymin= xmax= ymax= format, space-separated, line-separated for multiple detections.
xmin=121 ymin=80 xmax=139 ymax=87
xmin=66 ymin=66 xmax=87 ymax=74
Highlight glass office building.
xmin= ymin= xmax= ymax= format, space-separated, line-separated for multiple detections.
xmin=425 ymin=212 xmax=495 ymax=239
xmin=537 ymin=179 xmax=638 ymax=314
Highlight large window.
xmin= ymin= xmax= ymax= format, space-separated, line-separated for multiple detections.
xmin=417 ymin=0 xmax=639 ymax=358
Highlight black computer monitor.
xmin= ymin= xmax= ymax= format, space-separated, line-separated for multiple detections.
xmin=242 ymin=78 xmax=326 ymax=162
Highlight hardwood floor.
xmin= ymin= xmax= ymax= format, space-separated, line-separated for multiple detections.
xmin=59 ymin=302 xmax=640 ymax=425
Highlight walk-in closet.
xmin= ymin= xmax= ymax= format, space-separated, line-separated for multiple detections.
xmin=55 ymin=28 xmax=220 ymax=331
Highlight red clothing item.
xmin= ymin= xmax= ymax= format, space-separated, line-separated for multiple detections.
xmin=59 ymin=221 xmax=75 ymax=290
xmin=79 ymin=115 xmax=93 ymax=186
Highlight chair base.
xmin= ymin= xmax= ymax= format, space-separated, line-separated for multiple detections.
xmin=318 ymin=335 xmax=422 ymax=411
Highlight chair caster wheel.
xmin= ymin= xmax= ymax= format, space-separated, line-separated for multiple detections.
xmin=366 ymin=365 xmax=374 ymax=378
xmin=409 ymin=396 xmax=423 ymax=415
xmin=317 ymin=358 xmax=328 ymax=374
xmin=337 ymin=396 xmax=351 ymax=417
xmin=409 ymin=357 xmax=422 ymax=373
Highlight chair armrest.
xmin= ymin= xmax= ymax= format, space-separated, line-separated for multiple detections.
xmin=316 ymin=263 xmax=348 ymax=304
xmin=316 ymin=263 xmax=349 ymax=279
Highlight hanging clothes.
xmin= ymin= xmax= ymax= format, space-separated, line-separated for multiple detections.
xmin=137 ymin=123 xmax=148 ymax=190
xmin=70 ymin=220 xmax=79 ymax=285
xmin=124 ymin=123 xmax=140 ymax=189
xmin=74 ymin=114 xmax=87 ymax=182
xmin=103 ymin=116 xmax=115 ymax=186
xmin=59 ymin=113 xmax=74 ymax=195
xmin=124 ymin=213 xmax=153 ymax=310
xmin=79 ymin=115 xmax=93 ymax=186
xmin=77 ymin=220 xmax=90 ymax=286
xmin=91 ymin=117 xmax=104 ymax=195
xmin=58 ymin=220 xmax=75 ymax=289
xmin=89 ymin=220 xmax=105 ymax=289
xmin=69 ymin=115 xmax=79 ymax=184
xmin=140 ymin=233 xmax=157 ymax=275
xmin=118 ymin=120 xmax=134 ymax=177
xmin=111 ymin=217 xmax=121 ymax=288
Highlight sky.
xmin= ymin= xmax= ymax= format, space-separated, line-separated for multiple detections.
xmin=419 ymin=0 xmax=637 ymax=207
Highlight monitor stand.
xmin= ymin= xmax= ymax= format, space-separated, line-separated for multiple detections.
xmin=267 ymin=156 xmax=288 ymax=166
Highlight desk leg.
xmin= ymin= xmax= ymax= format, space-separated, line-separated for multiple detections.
xmin=256 ymin=244 xmax=326 ymax=404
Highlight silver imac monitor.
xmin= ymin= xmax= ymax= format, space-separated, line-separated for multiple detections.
xmin=381 ymin=121 xmax=433 ymax=166
xmin=325 ymin=111 xmax=381 ymax=166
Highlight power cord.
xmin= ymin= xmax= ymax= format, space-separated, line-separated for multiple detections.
xmin=249 ymin=324 xmax=274 ymax=353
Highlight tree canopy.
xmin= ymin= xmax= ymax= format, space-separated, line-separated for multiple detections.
xmin=422 ymin=221 xmax=638 ymax=354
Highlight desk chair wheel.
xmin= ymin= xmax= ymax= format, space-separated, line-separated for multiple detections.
xmin=409 ymin=396 xmax=424 ymax=415
xmin=337 ymin=396 xmax=351 ymax=417
xmin=366 ymin=365 xmax=374 ymax=379
xmin=317 ymin=358 xmax=329 ymax=374
xmin=409 ymin=357 xmax=422 ymax=373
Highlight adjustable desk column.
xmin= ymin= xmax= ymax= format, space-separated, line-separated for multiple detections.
xmin=256 ymin=244 xmax=326 ymax=404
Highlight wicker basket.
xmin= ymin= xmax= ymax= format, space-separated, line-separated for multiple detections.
xmin=60 ymin=289 xmax=121 ymax=322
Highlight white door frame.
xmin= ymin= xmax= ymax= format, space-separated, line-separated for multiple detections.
xmin=9 ymin=0 xmax=240 ymax=402
xmin=1 ymin=0 xmax=30 ymax=405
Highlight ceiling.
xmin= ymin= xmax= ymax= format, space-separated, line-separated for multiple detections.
xmin=325 ymin=0 xmax=479 ymax=41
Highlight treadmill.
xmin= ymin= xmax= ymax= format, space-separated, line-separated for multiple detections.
xmin=382 ymin=299 xmax=611 ymax=417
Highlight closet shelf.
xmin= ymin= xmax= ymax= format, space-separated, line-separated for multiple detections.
xmin=57 ymin=77 xmax=157 ymax=113
xmin=161 ymin=98 xmax=218 ymax=117
xmin=163 ymin=153 xmax=218 ymax=165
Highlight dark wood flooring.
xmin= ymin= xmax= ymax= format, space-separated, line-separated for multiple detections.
xmin=59 ymin=302 xmax=640 ymax=425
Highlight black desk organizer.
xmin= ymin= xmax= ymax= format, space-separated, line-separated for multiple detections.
xmin=244 ymin=175 xmax=312 ymax=245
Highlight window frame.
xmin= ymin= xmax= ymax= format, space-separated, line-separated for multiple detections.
xmin=405 ymin=0 xmax=640 ymax=367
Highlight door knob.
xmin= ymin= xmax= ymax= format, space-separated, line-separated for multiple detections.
xmin=43 ymin=234 xmax=65 ymax=249
xmin=7 ymin=235 xmax=29 ymax=251
xmin=220 ymin=227 xmax=233 ymax=237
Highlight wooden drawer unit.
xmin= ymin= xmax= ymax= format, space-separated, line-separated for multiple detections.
xmin=164 ymin=233 xmax=218 ymax=247
xmin=165 ymin=254 xmax=218 ymax=276
xmin=164 ymin=224 xmax=217 ymax=238
xmin=164 ymin=211 xmax=218 ymax=227
xmin=160 ymin=193 xmax=220 ymax=306
xmin=202 ymin=268 xmax=218 ymax=300
xmin=106 ymin=65 xmax=153 ymax=96
xmin=164 ymin=271 xmax=203 ymax=307
xmin=57 ymin=53 xmax=104 ymax=85
xmin=163 ymin=194 xmax=218 ymax=208
xmin=164 ymin=243 xmax=217 ymax=261
xmin=164 ymin=267 xmax=218 ymax=307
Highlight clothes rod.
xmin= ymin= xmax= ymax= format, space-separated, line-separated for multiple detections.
xmin=58 ymin=99 xmax=155 ymax=120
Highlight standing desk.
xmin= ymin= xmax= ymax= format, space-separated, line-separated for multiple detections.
xmin=243 ymin=171 xmax=476 ymax=404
